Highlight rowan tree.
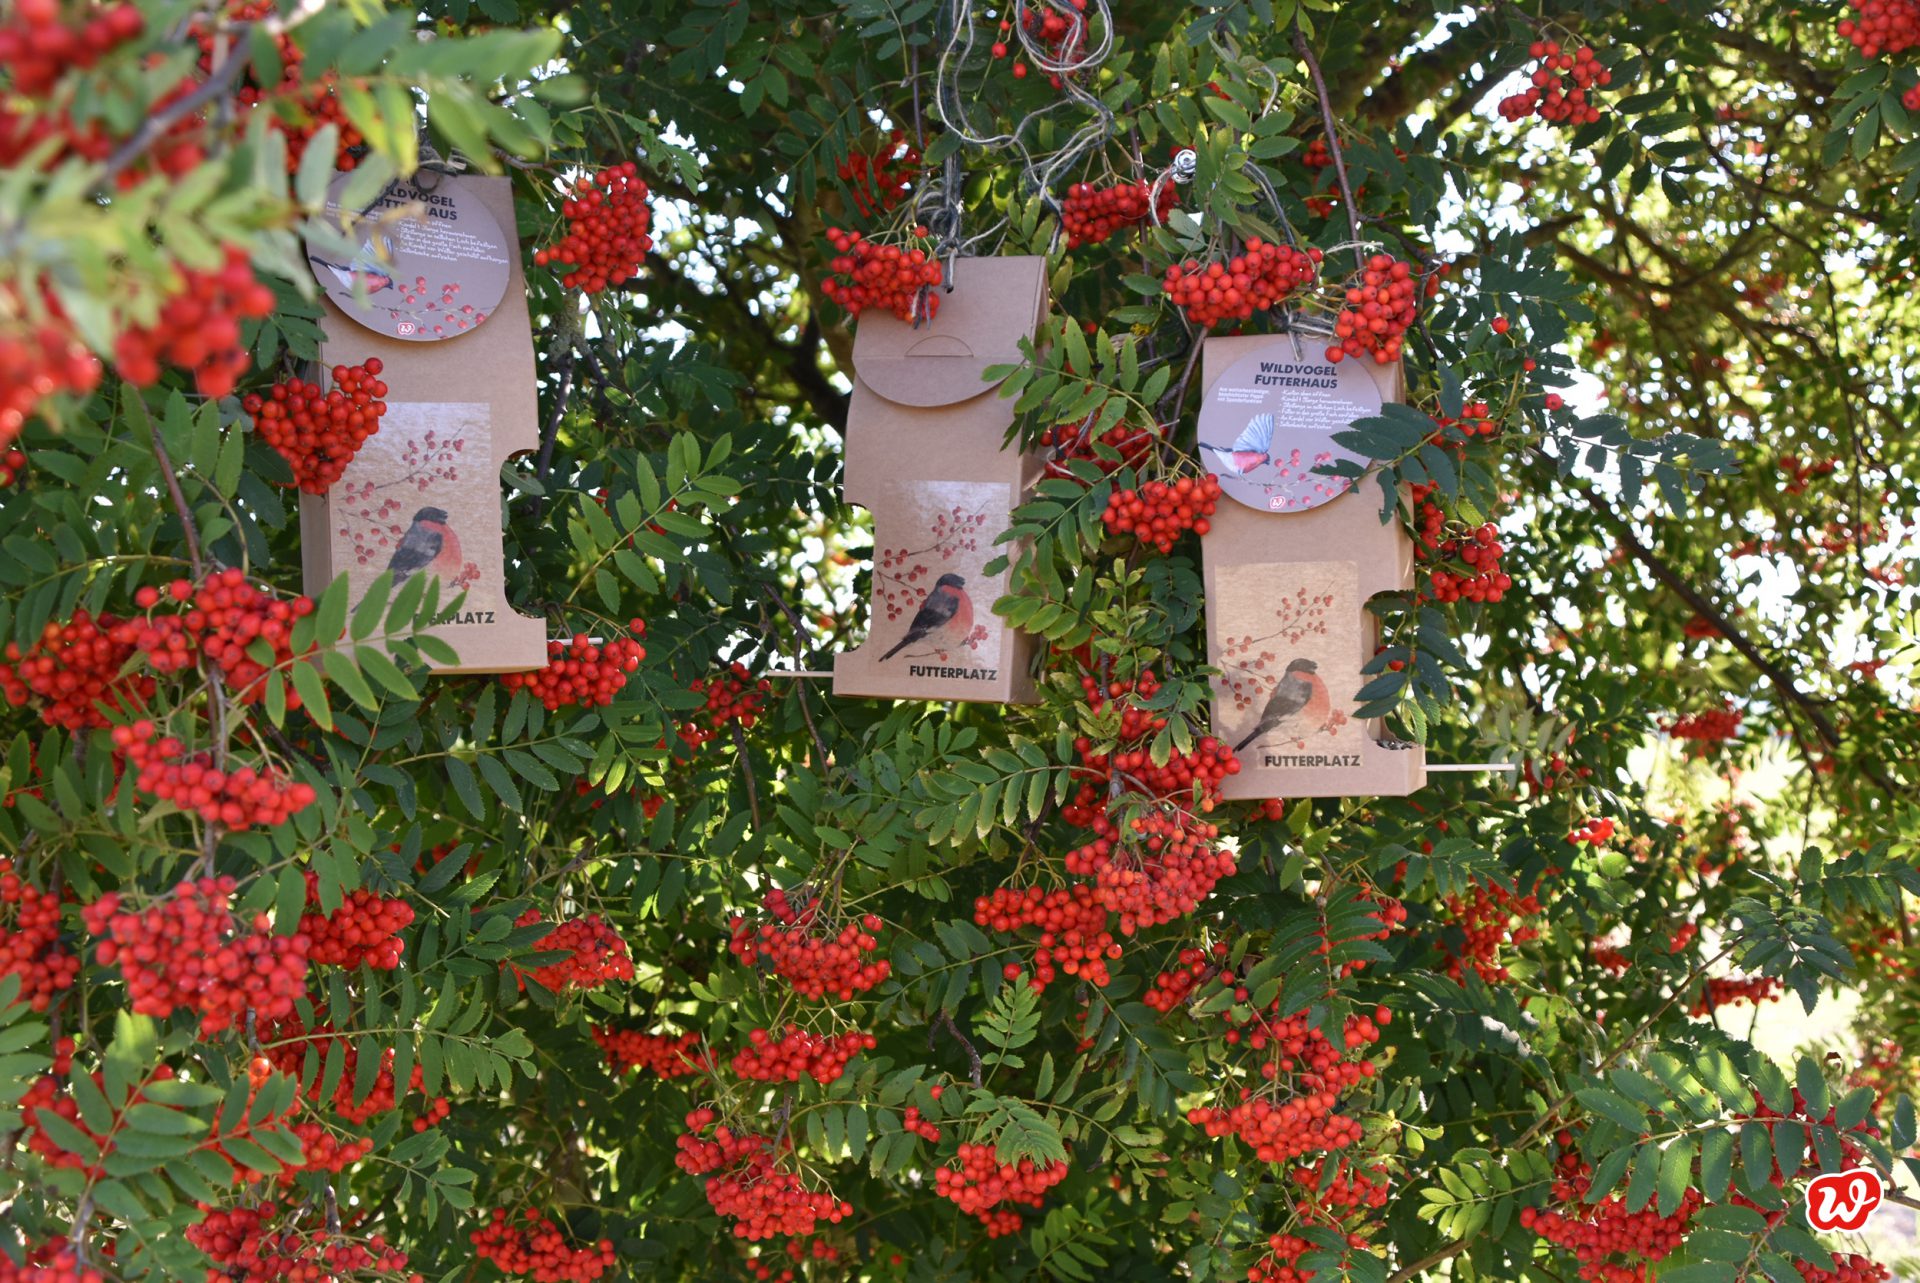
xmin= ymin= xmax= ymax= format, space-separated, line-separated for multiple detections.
xmin=3 ymin=1 xmax=1920 ymax=1282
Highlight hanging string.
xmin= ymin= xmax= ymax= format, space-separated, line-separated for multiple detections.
xmin=931 ymin=0 xmax=1120 ymax=220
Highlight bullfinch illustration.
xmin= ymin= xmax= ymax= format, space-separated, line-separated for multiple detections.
xmin=1200 ymin=412 xmax=1275 ymax=476
xmin=386 ymin=507 xmax=465 ymax=585
xmin=309 ymin=240 xmax=396 ymax=295
xmin=880 ymin=573 xmax=972 ymax=661
xmin=1234 ymin=657 xmax=1332 ymax=751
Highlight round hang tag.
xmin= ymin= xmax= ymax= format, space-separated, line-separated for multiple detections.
xmin=1196 ymin=346 xmax=1382 ymax=513
xmin=306 ymin=173 xmax=512 ymax=342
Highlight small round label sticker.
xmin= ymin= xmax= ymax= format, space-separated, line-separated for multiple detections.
xmin=307 ymin=174 xmax=511 ymax=342
xmin=1196 ymin=346 xmax=1383 ymax=513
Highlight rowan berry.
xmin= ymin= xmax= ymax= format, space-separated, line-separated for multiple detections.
xmin=591 ymin=1024 xmax=711 ymax=1078
xmin=1327 ymin=254 xmax=1420 ymax=365
xmin=1498 ymin=41 xmax=1610 ymax=126
xmin=731 ymin=1025 xmax=877 ymax=1084
xmin=298 ymin=870 xmax=413 ymax=970
xmin=1162 ymin=242 xmax=1321 ymax=327
xmin=0 ymin=610 xmax=150 ymax=730
xmin=500 ymin=622 xmax=647 ymax=710
xmin=114 ymin=249 xmax=276 ymax=399
xmin=83 ymin=876 xmax=309 ymax=1035
xmin=1839 ymin=0 xmax=1920 ymax=58
xmin=244 ymin=360 xmax=387 ymax=494
xmin=0 ymin=0 xmax=143 ymax=98
xmin=819 ymin=227 xmax=945 ymax=323
xmin=838 ymin=130 xmax=921 ymax=217
xmin=0 ymin=858 xmax=78 ymax=1012
xmin=471 ymin=1208 xmax=615 ymax=1280
xmin=535 ymin=161 xmax=654 ymax=294
xmin=511 ymin=910 xmax=635 ymax=993
xmin=1102 ymin=473 xmax=1224 ymax=553
xmin=1061 ymin=180 xmax=1175 ymax=249
xmin=728 ymin=902 xmax=890 ymax=1001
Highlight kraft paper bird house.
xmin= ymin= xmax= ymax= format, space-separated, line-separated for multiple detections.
xmin=1197 ymin=335 xmax=1426 ymax=799
xmin=833 ymin=256 xmax=1050 ymax=704
xmin=299 ymin=172 xmax=547 ymax=674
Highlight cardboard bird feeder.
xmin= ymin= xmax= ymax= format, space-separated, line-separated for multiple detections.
xmin=1197 ymin=335 xmax=1426 ymax=799
xmin=832 ymin=256 xmax=1050 ymax=705
xmin=299 ymin=172 xmax=547 ymax=674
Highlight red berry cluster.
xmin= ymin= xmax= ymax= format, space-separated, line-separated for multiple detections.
xmin=0 ymin=300 xmax=100 ymax=450
xmin=991 ymin=2 xmax=1088 ymax=87
xmin=0 ymin=610 xmax=149 ymax=731
xmin=820 ymin=227 xmax=945 ymax=323
xmin=1328 ymin=255 xmax=1425 ymax=365
xmin=839 ymin=130 xmax=921 ymax=218
xmin=244 ymin=360 xmax=388 ymax=494
xmin=1430 ymin=400 xmax=1496 ymax=444
xmin=1498 ymin=42 xmax=1611 ymax=126
xmin=1567 ymin=817 xmax=1616 ymax=846
xmin=298 ymin=871 xmax=413 ymax=970
xmin=112 ymin=720 xmax=318 ymax=830
xmin=535 ymin=162 xmax=654 ymax=294
xmin=500 ymin=623 xmax=647 ymax=710
xmin=1519 ymin=1137 xmax=1701 ymax=1283
xmin=1069 ymin=670 xmax=1241 ymax=808
xmin=1291 ymin=1158 xmax=1390 ymax=1219
xmin=1798 ymin=1256 xmax=1893 ymax=1283
xmin=1663 ymin=703 xmax=1742 ymax=745
xmin=1061 ymin=181 xmax=1175 ymax=249
xmin=975 ymin=883 xmax=1118 ymax=990
xmin=20 ymin=1064 xmax=177 ymax=1175
xmin=676 ymin=1110 xmax=854 ymax=1240
xmin=124 ymin=570 xmax=319 ymax=706
xmin=471 ymin=1208 xmax=615 ymax=1281
xmin=1247 ymin=1232 xmax=1317 ymax=1283
xmin=1688 ymin=974 xmax=1782 ymax=1017
xmin=0 ymin=447 xmax=25 ymax=486
xmin=903 ymin=1104 xmax=942 ymax=1141
xmin=1162 ymin=243 xmax=1322 ymax=327
xmin=195 ymin=2 xmax=364 ymax=177
xmin=115 ymin=249 xmax=276 ymax=399
xmin=1839 ymin=0 xmax=1920 ymax=58
xmin=678 ymin=662 xmax=771 ymax=750
xmin=83 ymin=876 xmax=309 ymax=1035
xmin=511 ymin=910 xmax=635 ymax=992
xmin=933 ymin=1144 xmax=1069 ymax=1233
xmin=1040 ymin=414 xmax=1156 ymax=481
xmin=1102 ymin=473 xmax=1224 ymax=552
xmin=0 ymin=858 xmax=78 ymax=1011
xmin=590 ymin=1024 xmax=710 ymax=1078
xmin=731 ymin=1025 xmax=877 ymax=1084
xmin=0 ymin=0 xmax=143 ymax=97
xmin=261 ymin=1015 xmax=449 ymax=1135
xmin=0 ymin=1246 xmax=104 ymax=1283
xmin=1186 ymin=1009 xmax=1384 ymax=1163
xmin=189 ymin=1201 xmax=419 ymax=1283
xmin=728 ymin=908 xmax=890 ymax=1001
xmin=1066 ymin=808 xmax=1236 ymax=936
xmin=1411 ymin=485 xmax=1510 ymax=604
xmin=1143 ymin=943 xmax=1218 ymax=1014
xmin=1441 ymin=876 xmax=1544 ymax=985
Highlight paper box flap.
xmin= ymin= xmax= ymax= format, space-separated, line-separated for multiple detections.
xmin=850 ymin=255 xmax=1048 ymax=408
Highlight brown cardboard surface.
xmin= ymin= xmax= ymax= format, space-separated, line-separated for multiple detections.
xmin=834 ymin=256 xmax=1049 ymax=705
xmin=1198 ymin=335 xmax=1425 ymax=798
xmin=300 ymin=173 xmax=547 ymax=674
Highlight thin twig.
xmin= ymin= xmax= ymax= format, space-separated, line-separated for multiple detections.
xmin=139 ymin=398 xmax=205 ymax=577
xmin=731 ymin=720 xmax=763 ymax=832
xmin=1157 ymin=324 xmax=1210 ymax=421
xmin=532 ymin=348 xmax=578 ymax=516
xmin=1293 ymin=23 xmax=1366 ymax=268
xmin=932 ymin=1008 xmax=984 ymax=1088
xmin=101 ymin=36 xmax=254 ymax=187
xmin=1388 ymin=1241 xmax=1465 ymax=1283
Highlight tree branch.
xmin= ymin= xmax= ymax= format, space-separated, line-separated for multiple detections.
xmin=931 ymin=1008 xmax=983 ymax=1088
xmin=1294 ymin=24 xmax=1366 ymax=266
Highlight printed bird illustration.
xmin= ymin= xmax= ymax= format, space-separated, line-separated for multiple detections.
xmin=385 ymin=507 xmax=465 ymax=586
xmin=880 ymin=573 xmax=972 ymax=661
xmin=1200 ymin=412 xmax=1275 ymax=476
xmin=309 ymin=240 xmax=396 ymax=295
xmin=1234 ymin=657 xmax=1332 ymax=752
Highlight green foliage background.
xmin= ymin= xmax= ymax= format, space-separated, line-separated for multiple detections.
xmin=5 ymin=1 xmax=1920 ymax=1281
